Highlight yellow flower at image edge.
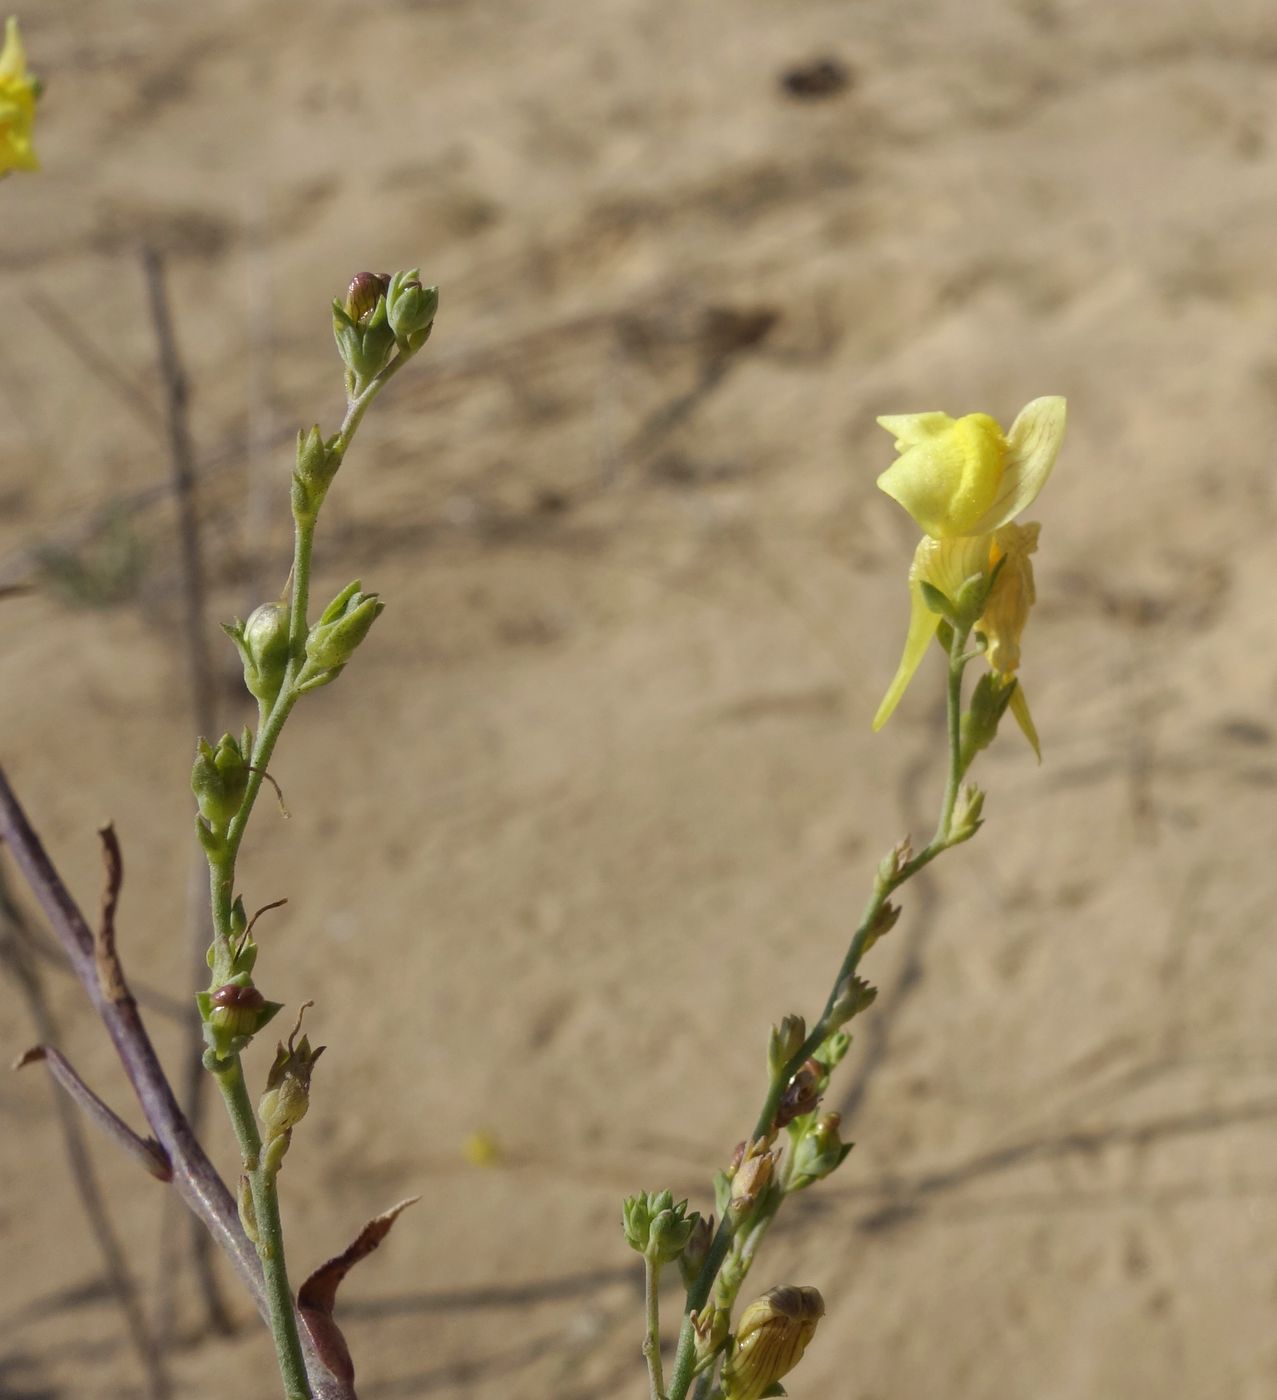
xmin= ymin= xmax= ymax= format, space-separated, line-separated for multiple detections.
xmin=872 ymin=397 xmax=1066 ymax=754
xmin=0 ymin=16 xmax=39 ymax=176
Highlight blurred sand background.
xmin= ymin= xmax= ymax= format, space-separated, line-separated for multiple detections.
xmin=4 ymin=1 xmax=1277 ymax=1396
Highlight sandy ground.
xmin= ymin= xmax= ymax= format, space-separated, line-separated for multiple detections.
xmin=3 ymin=1 xmax=1277 ymax=1396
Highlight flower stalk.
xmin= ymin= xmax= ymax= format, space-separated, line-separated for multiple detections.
xmin=196 ymin=272 xmax=437 ymax=1398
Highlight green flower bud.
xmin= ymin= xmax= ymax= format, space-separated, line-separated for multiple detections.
xmin=949 ymin=782 xmax=986 ymax=845
xmin=959 ymin=672 xmax=1017 ymax=773
xmin=768 ymin=1014 xmax=806 ymax=1079
xmin=332 ymin=281 xmax=395 ymax=390
xmin=650 ymin=1205 xmax=698 ymax=1265
xmin=385 ymin=269 xmax=439 ymax=351
xmin=223 ymin=602 xmax=291 ymax=706
xmin=721 ymin=1285 xmax=825 ymax=1400
xmin=790 ymin=1111 xmax=853 ymax=1190
xmin=300 ymin=580 xmax=384 ymax=683
xmin=876 ymin=837 xmax=913 ymax=890
xmin=623 ymin=1188 xmax=694 ymax=1261
xmin=191 ymin=733 xmax=249 ymax=830
xmin=291 ymin=424 xmax=342 ymax=527
xmin=859 ymin=901 xmax=900 ymax=957
xmin=827 ymin=974 xmax=877 ymax=1031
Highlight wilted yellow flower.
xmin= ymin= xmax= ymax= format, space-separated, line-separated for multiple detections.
xmin=721 ymin=1285 xmax=825 ymax=1400
xmin=0 ymin=17 xmax=39 ymax=176
xmin=872 ymin=397 xmax=1065 ymax=754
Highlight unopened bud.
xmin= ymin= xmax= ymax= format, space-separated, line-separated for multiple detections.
xmin=224 ymin=602 xmax=291 ymax=706
xmin=721 ymin=1285 xmax=825 ymax=1400
xmin=385 ymin=268 xmax=439 ymax=351
xmin=196 ymin=973 xmax=282 ymax=1061
xmin=828 ymin=974 xmax=877 ymax=1030
xmin=729 ymin=1144 xmax=776 ymax=1216
xmin=648 ymin=1202 xmax=698 ymax=1265
xmin=679 ymin=1212 xmax=714 ymax=1289
xmin=258 ymin=1003 xmax=325 ymax=1171
xmin=208 ymin=981 xmax=265 ymax=1037
xmin=861 ymin=901 xmax=901 ymax=956
xmin=949 ymin=782 xmax=986 ymax=844
xmin=691 ymin=1303 xmax=730 ymax=1371
xmin=959 ymin=672 xmax=1017 ymax=773
xmin=877 ymin=837 xmax=913 ymax=888
xmin=623 ymin=1188 xmax=689 ymax=1259
xmin=333 ymin=277 xmax=395 ymax=390
xmin=791 ymin=1111 xmax=853 ymax=1189
xmin=299 ymin=580 xmax=384 ymax=688
xmin=768 ymin=1014 xmax=806 ymax=1078
xmin=345 ymin=271 xmax=390 ymax=323
xmin=191 ymin=733 xmax=249 ymax=830
xmin=291 ymin=424 xmax=342 ymax=526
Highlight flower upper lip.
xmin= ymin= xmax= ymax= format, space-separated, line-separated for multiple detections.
xmin=875 ymin=396 xmax=1066 ymax=540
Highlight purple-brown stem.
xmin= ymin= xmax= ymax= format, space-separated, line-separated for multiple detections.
xmin=0 ymin=766 xmax=355 ymax=1400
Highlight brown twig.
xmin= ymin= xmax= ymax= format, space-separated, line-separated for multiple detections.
xmin=0 ymin=769 xmax=355 ymax=1400
xmin=140 ymin=245 xmax=235 ymax=1340
xmin=14 ymin=1044 xmax=172 ymax=1181
xmin=0 ymin=866 xmax=173 ymax=1399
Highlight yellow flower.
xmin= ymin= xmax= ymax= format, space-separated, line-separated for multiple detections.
xmin=872 ymin=398 xmax=1066 ymax=755
xmin=721 ymin=1285 xmax=825 ymax=1400
xmin=0 ymin=16 xmax=39 ymax=176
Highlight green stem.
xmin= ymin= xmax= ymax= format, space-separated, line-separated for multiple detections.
xmin=644 ymin=1257 xmax=666 ymax=1400
xmin=664 ymin=629 xmax=974 ymax=1400
xmin=214 ymin=1057 xmax=310 ymax=1400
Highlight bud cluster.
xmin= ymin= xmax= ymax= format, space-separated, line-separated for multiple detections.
xmin=332 ymin=268 xmax=439 ymax=396
xmin=622 ymin=1189 xmax=700 ymax=1266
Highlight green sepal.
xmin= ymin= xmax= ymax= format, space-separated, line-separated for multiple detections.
xmin=958 ymin=672 xmax=1018 ymax=775
xmin=195 ymin=815 xmax=227 ymax=862
xmin=918 ymin=580 xmax=957 ymax=624
xmin=712 ymin=1168 xmax=732 ymax=1221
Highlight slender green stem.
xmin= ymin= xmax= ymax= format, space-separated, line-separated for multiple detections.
xmin=214 ymin=1058 xmax=309 ymax=1400
xmin=644 ymin=1257 xmax=667 ymax=1400
xmin=936 ymin=625 xmax=970 ymax=844
xmin=664 ymin=629 xmax=975 ymax=1400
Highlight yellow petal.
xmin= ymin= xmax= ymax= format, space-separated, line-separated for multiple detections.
xmin=1008 ymin=680 xmax=1041 ymax=760
xmin=976 ymin=522 xmax=1039 ymax=673
xmin=873 ymin=549 xmax=942 ymax=731
xmin=876 ymin=411 xmax=953 ymax=449
xmin=913 ymin=533 xmax=995 ymax=603
xmin=876 ymin=413 xmax=1007 ymax=538
xmin=0 ymin=17 xmax=25 ymax=81
xmin=967 ymin=396 xmax=1066 ymax=534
